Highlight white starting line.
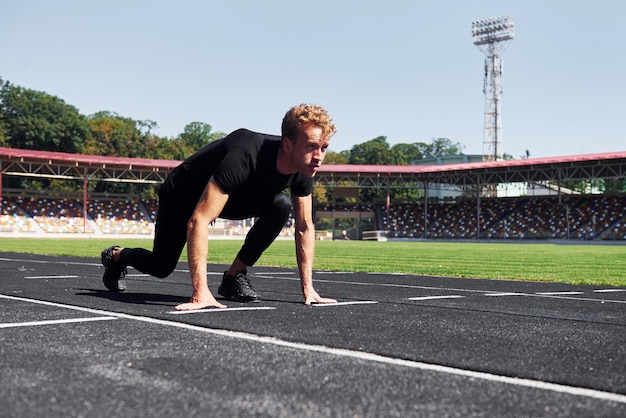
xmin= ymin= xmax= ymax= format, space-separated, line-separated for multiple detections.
xmin=408 ymin=295 xmax=465 ymax=301
xmin=168 ymin=306 xmax=276 ymax=315
xmin=312 ymin=301 xmax=378 ymax=307
xmin=169 ymin=301 xmax=379 ymax=314
xmin=24 ymin=275 xmax=79 ymax=279
xmin=593 ymin=289 xmax=626 ymax=293
xmin=0 ymin=316 xmax=117 ymax=329
xmin=536 ymin=291 xmax=585 ymax=296
xmin=485 ymin=292 xmax=526 ymax=297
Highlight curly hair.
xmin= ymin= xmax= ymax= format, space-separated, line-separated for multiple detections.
xmin=281 ymin=104 xmax=336 ymax=141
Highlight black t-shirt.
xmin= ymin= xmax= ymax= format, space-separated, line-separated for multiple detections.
xmin=162 ymin=129 xmax=313 ymax=204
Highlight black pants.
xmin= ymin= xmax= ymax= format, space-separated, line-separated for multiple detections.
xmin=119 ymin=188 xmax=292 ymax=278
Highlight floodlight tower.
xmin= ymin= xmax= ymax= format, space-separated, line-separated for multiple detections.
xmin=472 ymin=15 xmax=514 ymax=161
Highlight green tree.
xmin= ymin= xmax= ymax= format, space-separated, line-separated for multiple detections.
xmin=324 ymin=150 xmax=348 ymax=164
xmin=0 ymin=115 xmax=7 ymax=147
xmin=178 ymin=121 xmax=223 ymax=150
xmin=603 ymin=178 xmax=626 ymax=194
xmin=390 ymin=143 xmax=423 ymax=165
xmin=0 ymin=80 xmax=90 ymax=153
xmin=419 ymin=137 xmax=465 ymax=159
xmin=348 ymin=136 xmax=393 ymax=165
xmin=85 ymin=111 xmax=157 ymax=157
xmin=0 ymin=79 xmax=7 ymax=146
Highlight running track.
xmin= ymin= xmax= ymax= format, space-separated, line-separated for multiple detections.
xmin=1 ymin=251 xmax=625 ymax=417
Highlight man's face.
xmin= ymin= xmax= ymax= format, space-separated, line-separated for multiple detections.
xmin=287 ymin=124 xmax=329 ymax=177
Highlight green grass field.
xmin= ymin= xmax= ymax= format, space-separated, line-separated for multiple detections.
xmin=0 ymin=237 xmax=624 ymax=287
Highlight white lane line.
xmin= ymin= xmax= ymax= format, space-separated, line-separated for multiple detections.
xmin=0 ymin=257 xmax=101 ymax=267
xmin=168 ymin=307 xmax=276 ymax=315
xmin=408 ymin=295 xmax=465 ymax=301
xmin=536 ymin=292 xmax=585 ymax=296
xmin=24 ymin=275 xmax=79 ymax=279
xmin=0 ymin=316 xmax=117 ymax=329
xmin=2 ymin=293 xmax=625 ymax=405
xmin=312 ymin=301 xmax=378 ymax=307
xmin=484 ymin=292 xmax=526 ymax=297
xmin=308 ymin=278 xmax=626 ymax=304
xmin=0 ymin=256 xmax=189 ymax=274
xmin=593 ymin=289 xmax=626 ymax=293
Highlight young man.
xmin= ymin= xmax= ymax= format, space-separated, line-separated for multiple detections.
xmin=100 ymin=104 xmax=337 ymax=310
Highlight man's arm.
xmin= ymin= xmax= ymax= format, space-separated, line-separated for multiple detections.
xmin=292 ymin=194 xmax=337 ymax=305
xmin=175 ymin=177 xmax=229 ymax=311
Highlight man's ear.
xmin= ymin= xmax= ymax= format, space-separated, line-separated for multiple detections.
xmin=282 ymin=137 xmax=293 ymax=152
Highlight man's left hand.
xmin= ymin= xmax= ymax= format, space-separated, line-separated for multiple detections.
xmin=304 ymin=289 xmax=337 ymax=305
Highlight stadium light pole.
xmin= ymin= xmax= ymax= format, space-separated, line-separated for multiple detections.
xmin=472 ymin=15 xmax=514 ymax=162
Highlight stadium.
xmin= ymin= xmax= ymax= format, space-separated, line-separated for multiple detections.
xmin=2 ymin=146 xmax=626 ymax=417
xmin=1 ymin=146 xmax=625 ymax=242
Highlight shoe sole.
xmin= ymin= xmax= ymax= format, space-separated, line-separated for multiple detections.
xmin=103 ymin=277 xmax=127 ymax=292
xmin=217 ymin=290 xmax=260 ymax=303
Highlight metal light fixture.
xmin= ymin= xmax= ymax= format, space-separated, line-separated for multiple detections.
xmin=472 ymin=15 xmax=515 ymax=162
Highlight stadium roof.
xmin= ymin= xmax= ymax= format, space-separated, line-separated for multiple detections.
xmin=1 ymin=147 xmax=625 ymax=188
xmin=317 ymin=151 xmax=626 ymax=187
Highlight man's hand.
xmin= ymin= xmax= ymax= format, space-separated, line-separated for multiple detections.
xmin=304 ymin=288 xmax=337 ymax=305
xmin=175 ymin=293 xmax=227 ymax=311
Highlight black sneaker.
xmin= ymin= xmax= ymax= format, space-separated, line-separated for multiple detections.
xmin=101 ymin=246 xmax=127 ymax=292
xmin=218 ymin=269 xmax=260 ymax=302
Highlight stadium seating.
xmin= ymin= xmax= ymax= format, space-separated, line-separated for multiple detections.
xmin=1 ymin=193 xmax=624 ymax=240
xmin=378 ymin=194 xmax=626 ymax=241
xmin=88 ymin=199 xmax=153 ymax=235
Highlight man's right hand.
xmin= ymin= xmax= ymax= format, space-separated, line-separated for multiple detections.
xmin=175 ymin=294 xmax=227 ymax=311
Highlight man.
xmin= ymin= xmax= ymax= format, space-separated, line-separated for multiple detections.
xmin=100 ymin=104 xmax=337 ymax=310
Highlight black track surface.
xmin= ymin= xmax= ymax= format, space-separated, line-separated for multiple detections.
xmin=1 ymin=252 xmax=625 ymax=417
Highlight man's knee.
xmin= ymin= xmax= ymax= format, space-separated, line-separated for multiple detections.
xmin=121 ymin=247 xmax=179 ymax=279
xmin=272 ymin=193 xmax=292 ymax=219
xmin=150 ymin=259 xmax=178 ymax=278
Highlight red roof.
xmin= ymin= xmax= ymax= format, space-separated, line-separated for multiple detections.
xmin=1 ymin=146 xmax=625 ymax=175
xmin=0 ymin=147 xmax=179 ymax=169
xmin=319 ymin=151 xmax=626 ymax=174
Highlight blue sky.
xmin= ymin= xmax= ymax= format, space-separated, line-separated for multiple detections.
xmin=1 ymin=0 xmax=624 ymax=159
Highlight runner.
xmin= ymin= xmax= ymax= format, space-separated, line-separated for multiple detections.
xmin=100 ymin=104 xmax=338 ymax=310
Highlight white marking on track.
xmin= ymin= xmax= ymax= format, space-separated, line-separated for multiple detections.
xmin=167 ymin=306 xmax=276 ymax=315
xmin=312 ymin=301 xmax=378 ymax=307
xmin=2 ymin=293 xmax=626 ymax=404
xmin=24 ymin=275 xmax=79 ymax=279
xmin=484 ymin=292 xmax=525 ymax=297
xmin=0 ymin=316 xmax=117 ymax=328
xmin=593 ymin=289 xmax=626 ymax=293
xmin=536 ymin=292 xmax=584 ymax=296
xmin=408 ymin=295 xmax=465 ymax=301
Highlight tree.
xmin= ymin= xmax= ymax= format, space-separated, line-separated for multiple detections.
xmin=0 ymin=115 xmax=7 ymax=147
xmin=178 ymin=121 xmax=223 ymax=150
xmin=420 ymin=137 xmax=465 ymax=159
xmin=603 ymin=178 xmax=626 ymax=194
xmin=85 ymin=111 xmax=157 ymax=157
xmin=0 ymin=79 xmax=7 ymax=146
xmin=324 ymin=150 xmax=348 ymax=164
xmin=0 ymin=80 xmax=90 ymax=153
xmin=348 ymin=136 xmax=393 ymax=165
xmin=390 ymin=143 xmax=423 ymax=165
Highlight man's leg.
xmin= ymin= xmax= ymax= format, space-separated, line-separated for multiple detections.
xmin=233 ymin=192 xmax=292 ymax=266
xmin=217 ymin=193 xmax=292 ymax=301
xmin=101 ymin=190 xmax=194 ymax=291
